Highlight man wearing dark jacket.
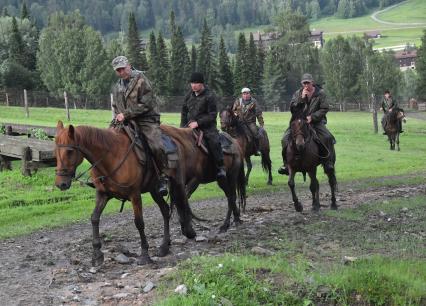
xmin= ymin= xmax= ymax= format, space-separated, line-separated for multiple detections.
xmin=180 ymin=72 xmax=226 ymax=178
xmin=278 ymin=73 xmax=335 ymax=175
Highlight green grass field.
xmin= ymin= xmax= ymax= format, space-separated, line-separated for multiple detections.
xmin=376 ymin=0 xmax=426 ymax=24
xmin=0 ymin=106 xmax=425 ymax=239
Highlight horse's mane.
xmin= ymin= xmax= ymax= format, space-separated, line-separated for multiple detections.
xmin=75 ymin=125 xmax=123 ymax=150
xmin=220 ymin=108 xmax=246 ymax=136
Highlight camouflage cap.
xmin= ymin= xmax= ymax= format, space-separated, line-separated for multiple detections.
xmin=301 ymin=73 xmax=314 ymax=84
xmin=112 ymin=56 xmax=129 ymax=70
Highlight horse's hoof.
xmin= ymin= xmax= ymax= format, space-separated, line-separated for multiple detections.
xmin=157 ymin=245 xmax=170 ymax=257
xmin=91 ymin=252 xmax=104 ymax=267
xmin=294 ymin=202 xmax=303 ymax=212
xmin=234 ymin=218 xmax=243 ymax=226
xmin=219 ymin=224 xmax=230 ymax=233
xmin=182 ymin=226 xmax=196 ymax=239
xmin=137 ymin=255 xmax=153 ymax=265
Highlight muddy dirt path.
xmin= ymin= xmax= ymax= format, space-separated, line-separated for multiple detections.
xmin=0 ymin=179 xmax=425 ymax=305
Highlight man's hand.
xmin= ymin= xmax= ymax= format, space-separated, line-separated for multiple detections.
xmin=389 ymin=108 xmax=393 ymax=113
xmin=116 ymin=113 xmax=125 ymax=122
xmin=188 ymin=121 xmax=198 ymax=129
xmin=306 ymin=115 xmax=312 ymax=124
xmin=302 ymin=88 xmax=310 ymax=99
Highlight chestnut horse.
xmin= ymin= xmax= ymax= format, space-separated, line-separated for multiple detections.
xmin=284 ymin=118 xmax=337 ymax=212
xmin=55 ymin=121 xmax=244 ymax=266
xmin=219 ymin=108 xmax=273 ymax=187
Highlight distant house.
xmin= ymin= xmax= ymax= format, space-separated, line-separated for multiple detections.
xmin=394 ymin=49 xmax=417 ymax=71
xmin=253 ymin=30 xmax=324 ymax=49
xmin=364 ymin=30 xmax=381 ymax=39
xmin=309 ymin=30 xmax=324 ymax=48
xmin=252 ymin=31 xmax=281 ymax=49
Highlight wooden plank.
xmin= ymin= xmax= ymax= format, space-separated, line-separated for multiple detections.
xmin=0 ymin=135 xmax=55 ymax=161
xmin=0 ymin=123 xmax=56 ymax=137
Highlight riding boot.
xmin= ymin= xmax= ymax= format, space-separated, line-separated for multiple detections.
xmin=278 ymin=145 xmax=289 ymax=175
xmin=254 ymin=138 xmax=260 ymax=156
xmin=158 ymin=173 xmax=168 ymax=197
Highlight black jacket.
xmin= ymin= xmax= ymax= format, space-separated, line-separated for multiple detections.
xmin=180 ymin=87 xmax=218 ymax=130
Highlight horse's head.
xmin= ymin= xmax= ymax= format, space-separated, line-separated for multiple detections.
xmin=55 ymin=121 xmax=84 ymax=191
xmin=290 ymin=118 xmax=309 ymax=152
xmin=219 ymin=107 xmax=235 ymax=132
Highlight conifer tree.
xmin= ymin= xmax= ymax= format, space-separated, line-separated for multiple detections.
xmin=197 ymin=19 xmax=217 ymax=88
xmin=246 ymin=32 xmax=258 ymax=92
xmin=147 ymin=31 xmax=158 ymax=77
xmin=190 ymin=44 xmax=197 ymax=72
xmin=169 ymin=26 xmax=191 ymax=95
xmin=217 ymin=36 xmax=234 ymax=96
xmin=8 ymin=17 xmax=26 ymax=67
xmin=256 ymin=44 xmax=266 ymax=95
xmin=233 ymin=32 xmax=247 ymax=94
xmin=127 ymin=12 xmax=144 ymax=70
xmin=21 ymin=2 xmax=29 ymax=19
xmin=156 ymin=31 xmax=170 ymax=95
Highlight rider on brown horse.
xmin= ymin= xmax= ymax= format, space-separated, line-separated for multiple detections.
xmin=180 ymin=72 xmax=226 ymax=179
xmin=381 ymin=90 xmax=404 ymax=135
xmin=278 ymin=73 xmax=336 ymax=175
xmin=111 ymin=55 xmax=169 ymax=196
xmin=232 ymin=87 xmax=265 ymax=155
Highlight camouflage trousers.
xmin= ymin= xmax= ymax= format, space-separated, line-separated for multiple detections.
xmin=137 ymin=121 xmax=168 ymax=171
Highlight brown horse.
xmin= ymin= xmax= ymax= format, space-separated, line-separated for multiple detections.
xmin=219 ymin=108 xmax=273 ymax=187
xmin=383 ymin=108 xmax=405 ymax=151
xmin=55 ymin=121 xmax=244 ymax=266
xmin=284 ymin=118 xmax=337 ymax=212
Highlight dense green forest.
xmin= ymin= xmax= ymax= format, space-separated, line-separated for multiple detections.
xmin=0 ymin=0 xmax=405 ymax=37
xmin=0 ymin=1 xmax=424 ymax=111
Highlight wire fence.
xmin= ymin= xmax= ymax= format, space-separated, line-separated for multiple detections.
xmin=0 ymin=89 xmax=412 ymax=113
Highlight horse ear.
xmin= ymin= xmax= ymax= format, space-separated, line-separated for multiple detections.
xmin=56 ymin=120 xmax=64 ymax=137
xmin=68 ymin=125 xmax=75 ymax=139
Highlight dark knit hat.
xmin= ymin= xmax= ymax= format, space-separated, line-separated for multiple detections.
xmin=189 ymin=72 xmax=205 ymax=83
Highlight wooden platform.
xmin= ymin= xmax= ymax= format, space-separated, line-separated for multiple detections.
xmin=0 ymin=135 xmax=56 ymax=176
xmin=1 ymin=122 xmax=56 ymax=138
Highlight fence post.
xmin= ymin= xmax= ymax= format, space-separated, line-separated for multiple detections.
xmin=110 ymin=93 xmax=114 ymax=120
xmin=24 ymin=89 xmax=29 ymax=118
xmin=64 ymin=91 xmax=70 ymax=121
xmin=6 ymin=92 xmax=9 ymax=106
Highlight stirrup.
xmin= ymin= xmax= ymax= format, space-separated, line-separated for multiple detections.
xmin=158 ymin=177 xmax=168 ymax=197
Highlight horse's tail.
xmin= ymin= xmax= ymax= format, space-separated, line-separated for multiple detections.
xmin=237 ymin=161 xmax=247 ymax=212
xmin=259 ymin=129 xmax=272 ymax=173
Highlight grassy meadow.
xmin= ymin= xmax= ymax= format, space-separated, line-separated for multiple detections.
xmin=0 ymin=106 xmax=425 ymax=239
xmin=376 ymin=0 xmax=426 ymax=24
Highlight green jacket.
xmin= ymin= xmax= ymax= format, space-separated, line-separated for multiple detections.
xmin=112 ymin=69 xmax=160 ymax=122
xmin=290 ymin=85 xmax=328 ymax=125
xmin=381 ymin=96 xmax=398 ymax=113
xmin=180 ymin=87 xmax=218 ymax=130
xmin=232 ymin=97 xmax=264 ymax=126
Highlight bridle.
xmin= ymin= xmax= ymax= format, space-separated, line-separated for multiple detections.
xmin=55 ymin=137 xmax=137 ymax=188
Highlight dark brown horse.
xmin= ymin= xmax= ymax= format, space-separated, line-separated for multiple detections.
xmin=284 ymin=118 xmax=337 ymax=212
xmin=219 ymin=108 xmax=273 ymax=186
xmin=55 ymin=121 xmax=244 ymax=266
xmin=383 ymin=108 xmax=405 ymax=151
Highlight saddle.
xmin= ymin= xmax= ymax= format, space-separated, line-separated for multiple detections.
xmin=121 ymin=124 xmax=178 ymax=168
xmin=192 ymin=129 xmax=236 ymax=155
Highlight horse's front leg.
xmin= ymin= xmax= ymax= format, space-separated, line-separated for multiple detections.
xmin=150 ymin=191 xmax=171 ymax=257
xmin=396 ymin=132 xmax=400 ymax=151
xmin=308 ymin=169 xmax=320 ymax=212
xmin=185 ymin=177 xmax=199 ymax=199
xmin=218 ymin=173 xmax=241 ymax=232
xmin=170 ymin=177 xmax=196 ymax=239
xmin=245 ymin=156 xmax=252 ymax=185
xmin=130 ymin=195 xmax=153 ymax=265
xmin=326 ymin=169 xmax=338 ymax=210
xmin=288 ymin=170 xmax=303 ymax=212
xmin=91 ymin=190 xmax=110 ymax=266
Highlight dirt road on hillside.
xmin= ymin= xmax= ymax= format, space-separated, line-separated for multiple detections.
xmin=0 ymin=177 xmax=425 ymax=305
